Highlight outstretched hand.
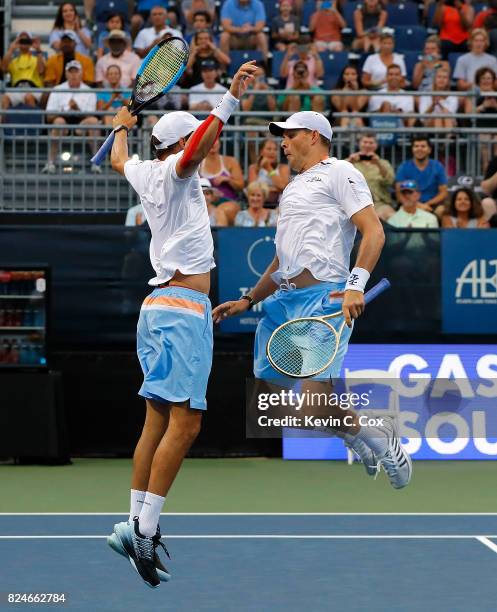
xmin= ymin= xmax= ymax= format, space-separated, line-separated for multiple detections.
xmin=212 ymin=299 xmax=250 ymax=324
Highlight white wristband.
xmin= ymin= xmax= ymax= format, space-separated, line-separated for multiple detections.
xmin=210 ymin=91 xmax=239 ymax=124
xmin=345 ymin=267 xmax=370 ymax=293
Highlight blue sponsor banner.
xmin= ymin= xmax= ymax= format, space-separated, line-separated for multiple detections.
xmin=283 ymin=343 xmax=497 ymax=460
xmin=217 ymin=228 xmax=276 ymax=332
xmin=442 ymin=229 xmax=497 ymax=334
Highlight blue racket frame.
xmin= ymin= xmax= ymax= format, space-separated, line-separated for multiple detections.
xmin=91 ymin=39 xmax=188 ymax=166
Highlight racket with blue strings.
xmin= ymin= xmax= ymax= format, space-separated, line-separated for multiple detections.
xmin=266 ymin=278 xmax=391 ymax=378
xmin=91 ymin=36 xmax=189 ymax=166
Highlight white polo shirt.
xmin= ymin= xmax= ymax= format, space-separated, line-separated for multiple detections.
xmin=124 ymin=152 xmax=215 ymax=285
xmin=271 ymin=158 xmax=373 ymax=285
xmin=368 ymin=88 xmax=414 ymax=113
xmin=45 ymin=81 xmax=97 ymax=114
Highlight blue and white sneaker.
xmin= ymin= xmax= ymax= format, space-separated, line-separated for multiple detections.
xmin=376 ymin=416 xmax=413 ymax=489
xmin=108 ymin=520 xmax=171 ymax=583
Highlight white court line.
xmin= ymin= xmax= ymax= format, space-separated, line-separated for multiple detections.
xmin=477 ymin=536 xmax=497 ymax=555
xmin=1 ymin=512 xmax=497 ymax=516
xmin=1 ymin=535 xmax=497 ymax=540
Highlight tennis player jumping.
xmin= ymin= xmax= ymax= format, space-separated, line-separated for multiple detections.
xmin=213 ymin=111 xmax=412 ymax=489
xmin=107 ymin=61 xmax=257 ymax=588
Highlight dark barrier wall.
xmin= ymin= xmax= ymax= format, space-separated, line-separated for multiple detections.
xmin=0 ymin=225 xmax=443 ymax=349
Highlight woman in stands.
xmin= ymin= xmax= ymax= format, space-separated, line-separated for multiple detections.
xmin=361 ymin=32 xmax=406 ymax=89
xmin=412 ymin=35 xmax=450 ymax=91
xmin=464 ymin=67 xmax=497 ymax=171
xmin=442 ymin=187 xmax=489 ymax=227
xmin=184 ymin=29 xmax=230 ymax=87
xmin=234 ymin=182 xmax=278 ymax=227
xmin=199 ymin=139 xmax=244 ymax=223
xmin=50 ymin=2 xmax=92 ymax=56
xmin=248 ymin=138 xmax=290 ymax=206
xmin=352 ymin=0 xmax=387 ymax=53
xmin=418 ymin=66 xmax=458 ymax=129
xmin=96 ymin=13 xmax=131 ymax=59
xmin=330 ymin=65 xmax=368 ymax=127
xmin=433 ymin=0 xmax=474 ymax=59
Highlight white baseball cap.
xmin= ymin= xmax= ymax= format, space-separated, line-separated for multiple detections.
xmin=269 ymin=111 xmax=333 ymax=141
xmin=65 ymin=60 xmax=82 ymax=72
xmin=152 ymin=111 xmax=201 ymax=150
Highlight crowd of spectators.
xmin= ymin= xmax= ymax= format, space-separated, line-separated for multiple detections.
xmin=1 ymin=0 xmax=497 ymax=228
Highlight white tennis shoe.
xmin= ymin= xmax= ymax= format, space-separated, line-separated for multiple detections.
xmin=375 ymin=416 xmax=412 ymax=489
xmin=344 ymin=436 xmax=379 ymax=477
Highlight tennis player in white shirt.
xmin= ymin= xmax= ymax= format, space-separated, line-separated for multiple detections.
xmin=213 ymin=111 xmax=412 ymax=490
xmin=106 ymin=61 xmax=258 ymax=589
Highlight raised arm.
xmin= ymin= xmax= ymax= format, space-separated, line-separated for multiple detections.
xmin=176 ymin=61 xmax=257 ymax=178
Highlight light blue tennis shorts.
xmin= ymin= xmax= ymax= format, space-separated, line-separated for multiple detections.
xmin=137 ymin=286 xmax=213 ymax=410
xmin=254 ymin=282 xmax=353 ymax=381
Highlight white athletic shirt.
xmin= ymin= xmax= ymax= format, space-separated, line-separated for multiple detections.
xmin=124 ymin=152 xmax=215 ymax=285
xmin=271 ymin=158 xmax=373 ymax=285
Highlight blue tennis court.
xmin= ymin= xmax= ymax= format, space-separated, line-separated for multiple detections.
xmin=2 ymin=513 xmax=497 ymax=611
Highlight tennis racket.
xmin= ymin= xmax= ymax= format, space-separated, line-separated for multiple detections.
xmin=266 ymin=278 xmax=391 ymax=379
xmin=91 ymin=36 xmax=189 ymax=166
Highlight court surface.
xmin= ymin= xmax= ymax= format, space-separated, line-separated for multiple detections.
xmin=2 ymin=512 xmax=497 ymax=612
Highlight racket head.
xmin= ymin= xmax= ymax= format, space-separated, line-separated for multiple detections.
xmin=266 ymin=317 xmax=341 ymax=378
xmin=130 ymin=37 xmax=189 ymax=113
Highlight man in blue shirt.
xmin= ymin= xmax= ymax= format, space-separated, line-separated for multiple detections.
xmin=395 ymin=136 xmax=448 ymax=216
xmin=220 ymin=0 xmax=268 ymax=56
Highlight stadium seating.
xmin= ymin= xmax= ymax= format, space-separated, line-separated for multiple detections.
xmin=302 ymin=2 xmax=317 ymax=28
xmin=386 ymin=3 xmax=420 ymax=26
xmin=448 ymin=52 xmax=464 ymax=74
xmin=402 ymin=51 xmax=422 ymax=82
xmin=394 ymin=26 xmax=428 ymax=52
xmin=320 ymin=51 xmax=350 ymax=88
xmin=228 ymin=50 xmax=264 ymax=76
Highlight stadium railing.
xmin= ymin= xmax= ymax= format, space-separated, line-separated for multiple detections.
xmin=1 ymin=88 xmax=495 ymax=212
xmin=2 ymin=0 xmax=13 ymax=56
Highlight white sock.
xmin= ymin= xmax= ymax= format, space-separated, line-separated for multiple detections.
xmin=138 ymin=492 xmax=165 ymax=537
xmin=354 ymin=426 xmax=389 ymax=456
xmin=129 ymin=489 xmax=146 ymax=523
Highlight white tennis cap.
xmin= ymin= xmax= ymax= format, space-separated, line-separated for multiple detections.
xmin=269 ymin=111 xmax=333 ymax=141
xmin=152 ymin=111 xmax=201 ymax=150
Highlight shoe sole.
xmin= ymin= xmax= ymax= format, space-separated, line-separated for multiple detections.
xmin=107 ymin=532 xmax=171 ymax=582
xmin=381 ymin=416 xmax=413 ymax=489
xmin=113 ymin=523 xmax=161 ymax=588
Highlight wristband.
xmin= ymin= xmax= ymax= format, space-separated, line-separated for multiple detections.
xmin=240 ymin=294 xmax=255 ymax=309
xmin=114 ymin=125 xmax=129 ymax=135
xmin=211 ymin=91 xmax=239 ymax=124
xmin=345 ymin=267 xmax=370 ymax=293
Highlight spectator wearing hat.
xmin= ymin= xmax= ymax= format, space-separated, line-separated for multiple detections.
xmin=96 ymin=13 xmax=132 ymax=59
xmin=133 ymin=6 xmax=183 ymax=59
xmin=388 ymin=181 xmax=439 ymax=228
xmin=185 ymin=29 xmax=230 ymax=87
xmin=454 ymin=29 xmax=497 ymax=90
xmin=1 ymin=32 xmax=45 ymax=114
xmin=44 ymin=31 xmax=95 ymax=87
xmin=220 ymin=0 xmax=268 ymax=56
xmin=50 ymin=2 xmax=92 ymax=56
xmin=309 ymin=0 xmax=346 ymax=52
xmin=441 ymin=187 xmax=489 ymax=228
xmin=43 ymin=60 xmax=99 ymax=175
xmin=188 ymin=59 xmax=228 ymax=110
xmin=200 ymin=178 xmax=229 ymax=226
xmin=271 ymin=0 xmax=300 ymax=52
xmin=368 ymin=64 xmax=415 ymax=125
xmin=361 ymin=32 xmax=406 ymax=90
xmin=395 ymin=136 xmax=448 ymax=215
xmin=235 ymin=182 xmax=278 ymax=227
xmin=95 ymin=30 xmax=141 ymax=87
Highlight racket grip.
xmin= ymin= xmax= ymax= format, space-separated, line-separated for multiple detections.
xmin=90 ymin=130 xmax=116 ymax=166
xmin=364 ymin=278 xmax=391 ymax=305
